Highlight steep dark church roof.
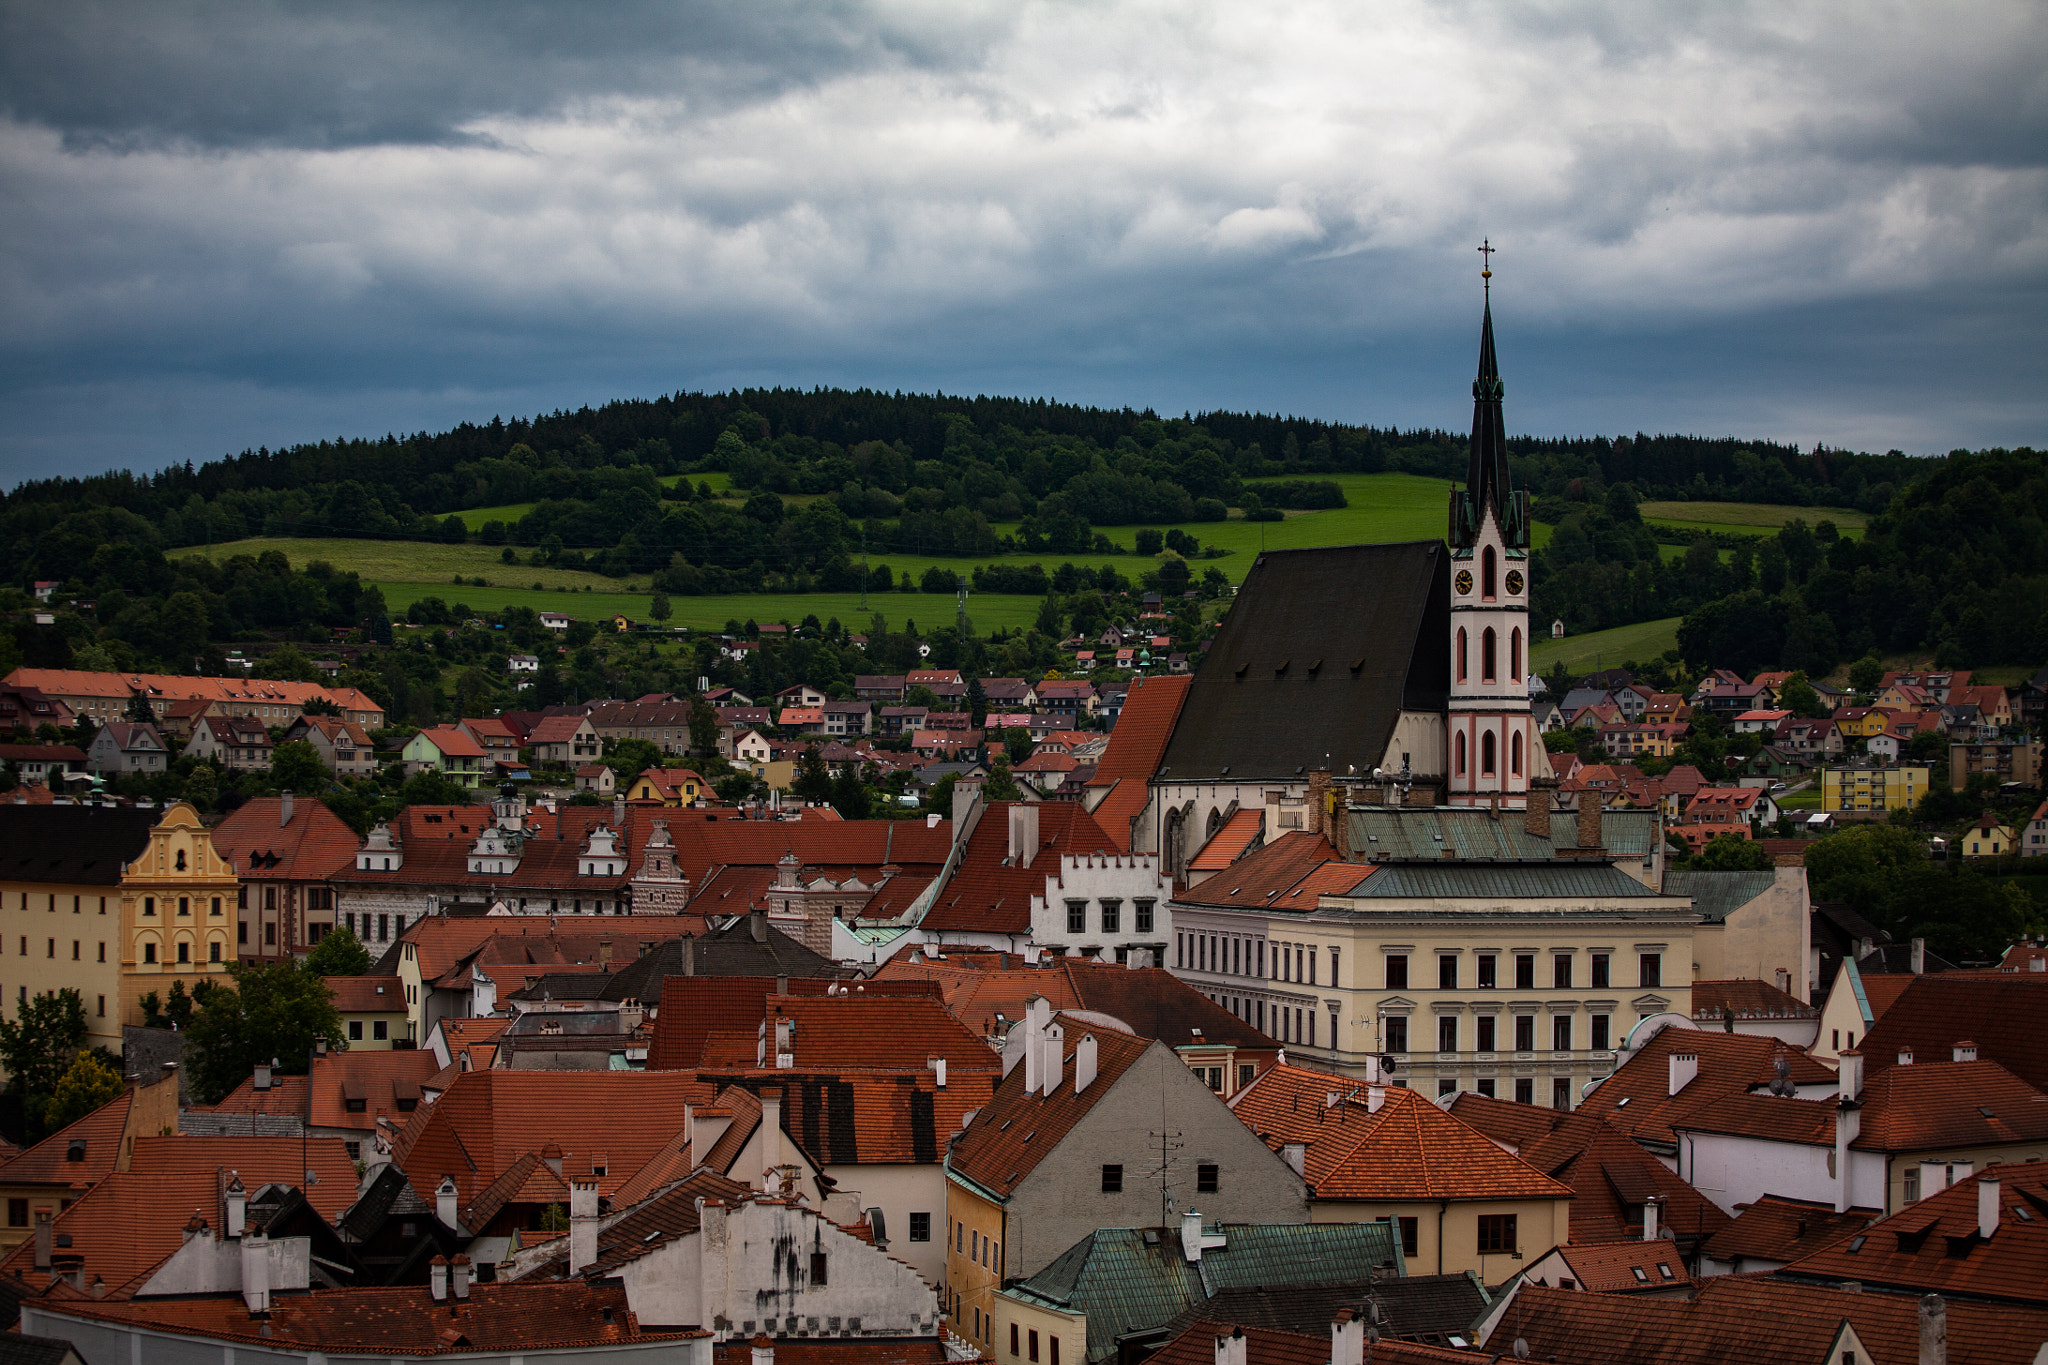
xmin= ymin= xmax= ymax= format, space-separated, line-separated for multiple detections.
xmin=1157 ymin=541 xmax=1450 ymax=781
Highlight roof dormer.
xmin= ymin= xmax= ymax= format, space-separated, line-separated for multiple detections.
xmin=468 ymin=824 xmax=522 ymax=876
xmin=580 ymin=824 xmax=623 ymax=877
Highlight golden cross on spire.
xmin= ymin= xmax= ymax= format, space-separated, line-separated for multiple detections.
xmin=1477 ymin=238 xmax=1494 ymax=290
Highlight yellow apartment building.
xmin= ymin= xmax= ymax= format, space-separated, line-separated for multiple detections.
xmin=1821 ymin=766 xmax=1929 ymax=813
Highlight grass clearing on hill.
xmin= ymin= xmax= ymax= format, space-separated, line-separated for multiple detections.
xmin=374 ymin=581 xmax=1047 ymax=633
xmin=1639 ymin=500 xmax=1868 ymax=540
xmin=1531 ymin=617 xmax=1682 ymax=676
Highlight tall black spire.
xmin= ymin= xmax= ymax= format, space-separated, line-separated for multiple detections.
xmin=1447 ymin=241 xmax=1528 ymax=550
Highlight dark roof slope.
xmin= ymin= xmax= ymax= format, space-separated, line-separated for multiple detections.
xmin=1157 ymin=543 xmax=1449 ymax=781
xmin=1698 ymin=1195 xmax=1872 ymax=1268
xmin=1778 ymin=1163 xmax=2048 ymax=1305
xmin=0 ymin=806 xmax=156 ymax=884
xmin=1857 ymin=973 xmax=2048 ymax=1091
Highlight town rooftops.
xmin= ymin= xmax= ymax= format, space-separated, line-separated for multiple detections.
xmin=1230 ymin=1062 xmax=1570 ymax=1203
xmin=1575 ymin=1027 xmax=1838 ymax=1152
xmin=949 ymin=1019 xmax=1155 ymax=1199
xmin=1145 ymin=1318 xmax=1474 ymax=1365
xmin=208 ymin=796 xmax=359 ymax=882
xmin=1857 ymin=972 xmax=2048 ymax=1091
xmin=1778 ymin=1163 xmax=2048 ymax=1306
xmin=1156 ymin=543 xmax=1449 ymax=781
xmin=1531 ymin=1240 xmax=1693 ymax=1293
xmin=1084 ymin=673 xmax=1193 ymax=850
xmin=1511 ymin=1109 xmax=1732 ymax=1251
xmin=1697 ymin=1194 xmax=1874 ymax=1269
xmin=1689 ymin=976 xmax=1817 ymax=1021
xmin=2 ymin=667 xmax=382 ymax=718
xmin=919 ymin=802 xmax=1148 ymax=936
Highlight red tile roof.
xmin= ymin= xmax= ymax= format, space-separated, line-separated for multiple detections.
xmin=1533 ymin=1240 xmax=1693 ymax=1293
xmin=1189 ymin=808 xmax=1265 ymax=871
xmin=1778 ymin=1163 xmax=2048 ymax=1305
xmin=327 ymin=975 xmax=407 ymax=1012
xmin=1697 ymin=1195 xmax=1874 ymax=1268
xmin=1670 ymin=1092 xmax=1836 ymax=1146
xmin=202 ymin=1050 xmax=442 ymax=1132
xmin=1444 ymin=1092 xmax=1567 ymax=1153
xmin=1856 ymin=973 xmax=2048 ymax=1092
xmin=645 ymin=976 xmax=947 ymax=1072
xmin=1689 ymin=977 xmax=1818 ymax=1021
xmin=208 ymin=797 xmax=360 ymax=883
xmin=1171 ymin=832 xmax=1352 ymax=908
xmin=41 ymin=1278 xmax=682 ymax=1354
xmin=1148 ymin=1319 xmax=1473 ymax=1365
xmin=0 ymin=1089 xmax=135 ymax=1190
xmin=919 ymin=802 xmax=1153 ymax=936
xmin=0 ymin=1135 xmax=357 ymax=1295
xmin=3 ymin=668 xmax=381 ymax=718
xmin=416 ymin=724 xmax=487 ymax=759
xmin=1852 ymin=1058 xmax=2048 ymax=1151
xmin=1576 ymin=1027 xmax=1837 ymax=1150
xmin=949 ymin=1020 xmax=1155 ymax=1198
xmin=1084 ymin=674 xmax=1191 ymax=850
xmin=1514 ymin=1111 xmax=1733 ymax=1250
xmin=1229 ymin=1063 xmax=1569 ymax=1203
xmin=526 ymin=715 xmax=594 ymax=743
xmin=393 ymin=1070 xmax=696 ymax=1207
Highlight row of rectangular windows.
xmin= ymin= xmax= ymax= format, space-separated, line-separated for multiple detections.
xmin=1180 ymin=942 xmax=1664 ymax=992
xmin=1386 ymin=1012 xmax=1613 ymax=1053
xmin=1063 ymin=899 xmax=1155 ymax=934
xmin=1178 ymin=934 xmax=1325 ymax=984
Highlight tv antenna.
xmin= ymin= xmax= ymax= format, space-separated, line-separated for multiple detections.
xmin=1145 ymin=1128 xmax=1186 ymax=1230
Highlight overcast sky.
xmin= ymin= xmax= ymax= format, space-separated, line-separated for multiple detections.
xmin=2 ymin=0 xmax=2043 ymax=486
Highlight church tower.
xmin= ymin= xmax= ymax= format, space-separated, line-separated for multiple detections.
xmin=1445 ymin=244 xmax=1536 ymax=806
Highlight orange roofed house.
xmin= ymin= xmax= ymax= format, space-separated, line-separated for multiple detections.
xmin=207 ymin=793 xmax=359 ymax=960
xmin=1229 ymin=1060 xmax=1571 ymax=1276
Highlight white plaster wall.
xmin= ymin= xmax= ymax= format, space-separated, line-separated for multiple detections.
xmin=824 ymin=1162 xmax=947 ymax=1288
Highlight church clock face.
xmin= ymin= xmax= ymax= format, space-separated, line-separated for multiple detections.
xmin=1455 ymin=570 xmax=1473 ymax=595
xmin=1505 ymin=569 xmax=1524 ymax=596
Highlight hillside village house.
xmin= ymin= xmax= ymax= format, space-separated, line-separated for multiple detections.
xmin=527 ymin=714 xmax=600 ymax=765
xmin=0 ymin=744 xmax=83 ymax=787
xmin=401 ymin=724 xmax=489 ymax=788
xmin=0 ymin=802 xmax=238 ymax=1051
xmin=184 ymin=713 xmax=275 ymax=772
xmin=456 ymin=715 xmax=524 ymax=769
xmin=1 ymin=668 xmax=384 ymax=728
xmin=587 ymin=700 xmax=696 ymax=756
xmin=84 ymin=722 xmax=167 ymax=776
xmin=623 ymin=767 xmax=708 ymax=806
xmin=282 ymin=713 xmax=377 ymax=777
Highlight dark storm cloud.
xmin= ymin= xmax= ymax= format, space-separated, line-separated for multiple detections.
xmin=0 ymin=0 xmax=2042 ymax=486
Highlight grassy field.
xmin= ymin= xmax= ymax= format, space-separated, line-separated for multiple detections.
xmin=1530 ymin=616 xmax=1682 ymax=675
xmin=1639 ymin=500 xmax=1868 ymax=540
xmin=375 ymin=581 xmax=1047 ymax=633
xmin=169 ymin=538 xmax=659 ymax=592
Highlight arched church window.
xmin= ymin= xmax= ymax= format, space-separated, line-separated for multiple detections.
xmin=1482 ymin=629 xmax=1497 ymax=683
xmin=1455 ymin=732 xmax=1467 ymax=776
xmin=1511 ymin=731 xmax=1524 ymax=776
xmin=1511 ymin=628 xmax=1522 ymax=681
xmin=1482 ymin=546 xmax=1496 ymax=599
xmin=1456 ymin=629 xmax=1468 ymax=683
xmin=1481 ymin=730 xmax=1497 ymax=776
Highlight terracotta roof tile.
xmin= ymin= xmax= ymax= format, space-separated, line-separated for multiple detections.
xmin=920 ymin=803 xmax=1159 ymax=936
xmin=326 ymin=975 xmax=406 ymax=1012
xmin=1171 ymin=833 xmax=1347 ymax=909
xmin=0 ymin=1090 xmax=134 ymax=1190
xmin=1689 ymin=977 xmax=1818 ymax=1021
xmin=1189 ymin=808 xmax=1265 ymax=871
xmin=1514 ymin=1111 xmax=1732 ymax=1249
xmin=1534 ymin=1240 xmax=1694 ymax=1293
xmin=1083 ymin=674 xmax=1191 ymax=851
xmin=1229 ymin=1063 xmax=1569 ymax=1202
xmin=1778 ymin=1162 xmax=2048 ymax=1304
xmin=1148 ymin=1319 xmax=1473 ymax=1365
xmin=40 ymin=1278 xmax=678 ymax=1354
xmin=1576 ymin=1027 xmax=1836 ymax=1150
xmin=645 ymin=976 xmax=946 ymax=1072
xmin=1697 ymin=1195 xmax=1874 ymax=1268
xmin=1670 ymin=1092 xmax=1837 ymax=1146
xmin=1857 ymin=973 xmax=2048 ymax=1092
xmin=1443 ymin=1092 xmax=1564 ymax=1153
xmin=1853 ymin=1058 xmax=2048 ymax=1150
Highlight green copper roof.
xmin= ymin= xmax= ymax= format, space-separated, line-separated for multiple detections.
xmin=1344 ymin=806 xmax=1660 ymax=861
xmin=1661 ymin=870 xmax=1779 ymax=925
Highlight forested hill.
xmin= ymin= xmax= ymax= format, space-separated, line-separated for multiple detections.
xmin=2 ymin=385 xmax=1923 ymax=571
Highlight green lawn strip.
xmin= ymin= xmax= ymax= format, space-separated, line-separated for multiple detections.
xmin=1639 ymin=500 xmax=1868 ymax=541
xmin=452 ymin=502 xmax=537 ymax=530
xmin=170 ymin=538 xmax=654 ymax=593
xmin=1530 ymin=617 xmax=1682 ymax=675
xmin=371 ymin=580 xmax=1049 ymax=633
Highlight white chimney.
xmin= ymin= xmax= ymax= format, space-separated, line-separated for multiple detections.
xmin=1367 ymin=1085 xmax=1386 ymax=1113
xmin=1838 ymin=1050 xmax=1864 ymax=1101
xmin=1280 ymin=1143 xmax=1306 ymax=1177
xmin=1978 ymin=1178 xmax=2000 ymax=1241
xmin=241 ymin=1231 xmax=271 ymax=1314
xmin=568 ymin=1179 xmax=601 ymax=1276
xmin=1911 ymin=938 xmax=1927 ymax=975
xmin=1214 ymin=1328 xmax=1246 ymax=1365
xmin=753 ymin=1336 xmax=776 ymax=1365
xmin=1008 ymin=805 xmax=1040 ymax=867
xmin=932 ymin=1057 xmax=948 ymax=1089
xmin=429 ymin=1255 xmax=449 ymax=1302
xmin=451 ymin=1254 xmax=471 ymax=1299
xmin=1642 ymin=1197 xmax=1662 ymax=1242
xmin=436 ymin=1176 xmax=459 ymax=1229
xmin=1668 ymin=1053 xmax=1698 ymax=1097
xmin=1331 ymin=1310 xmax=1364 ymax=1365
xmin=1836 ymin=1100 xmax=1862 ymax=1213
xmin=1022 ymin=998 xmax=1048 ymax=1094
xmin=1899 ymin=1047 xmax=1914 ymax=1066
xmin=280 ymin=791 xmax=293 ymax=828
xmin=225 ymin=1175 xmax=247 ymax=1238
xmin=1043 ymin=1021 xmax=1065 ymax=1096
xmin=254 ymin=1062 xmax=272 ymax=1091
xmin=1919 ymin=1293 xmax=1947 ymax=1365
xmin=1182 ymin=1210 xmax=1206 ymax=1264
xmin=1775 ymin=967 xmax=1791 ymax=995
xmin=1074 ymin=1033 xmax=1099 ymax=1094
xmin=1954 ymin=1040 xmax=1978 ymax=1063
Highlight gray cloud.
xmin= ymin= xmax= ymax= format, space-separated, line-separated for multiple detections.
xmin=0 ymin=0 xmax=2043 ymax=485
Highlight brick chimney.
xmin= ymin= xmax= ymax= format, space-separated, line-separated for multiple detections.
xmin=1525 ymin=781 xmax=1553 ymax=841
xmin=1577 ymin=791 xmax=1603 ymax=851
xmin=1306 ymin=770 xmax=1332 ymax=838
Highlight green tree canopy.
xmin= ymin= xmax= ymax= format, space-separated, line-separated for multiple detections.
xmin=1685 ymin=833 xmax=1772 ymax=871
xmin=271 ymin=740 xmax=329 ymax=795
xmin=44 ymin=1053 xmax=124 ymax=1134
xmin=0 ymin=990 xmax=90 ymax=1139
xmin=305 ymin=926 xmax=374 ymax=978
xmin=184 ymin=962 xmax=345 ymax=1105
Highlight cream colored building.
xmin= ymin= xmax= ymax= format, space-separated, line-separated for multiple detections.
xmin=0 ymin=801 xmax=237 ymax=1054
xmin=1820 ymin=765 xmax=1929 ymax=813
xmin=1171 ymin=804 xmax=1699 ymax=1108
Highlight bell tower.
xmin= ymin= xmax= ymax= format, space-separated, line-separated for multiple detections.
xmin=1445 ymin=242 xmax=1536 ymax=807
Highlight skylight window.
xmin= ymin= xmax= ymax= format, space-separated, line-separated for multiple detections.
xmin=1847 ymin=1235 xmax=1867 ymax=1253
xmin=1630 ymin=1267 xmax=1648 ymax=1283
